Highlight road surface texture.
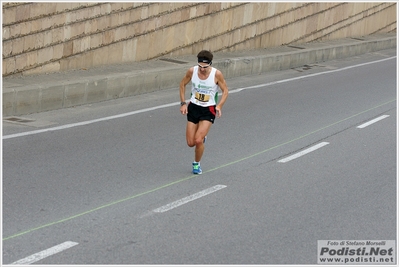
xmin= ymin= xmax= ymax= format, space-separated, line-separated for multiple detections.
xmin=3 ymin=49 xmax=396 ymax=265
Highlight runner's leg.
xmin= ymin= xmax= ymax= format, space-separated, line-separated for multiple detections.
xmin=194 ymin=120 xmax=212 ymax=162
xmin=186 ymin=121 xmax=198 ymax=147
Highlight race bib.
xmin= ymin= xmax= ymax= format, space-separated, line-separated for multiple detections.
xmin=195 ymin=92 xmax=210 ymax=102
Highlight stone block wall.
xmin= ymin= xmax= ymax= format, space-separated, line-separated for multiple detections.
xmin=2 ymin=2 xmax=396 ymax=76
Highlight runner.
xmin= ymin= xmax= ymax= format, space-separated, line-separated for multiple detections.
xmin=179 ymin=50 xmax=229 ymax=174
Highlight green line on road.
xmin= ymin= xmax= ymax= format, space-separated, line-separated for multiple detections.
xmin=3 ymin=98 xmax=396 ymax=241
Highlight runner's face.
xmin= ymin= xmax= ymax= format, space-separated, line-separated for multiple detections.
xmin=198 ymin=63 xmax=211 ymax=74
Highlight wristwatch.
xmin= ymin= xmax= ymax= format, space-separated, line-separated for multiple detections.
xmin=180 ymin=102 xmax=186 ymax=106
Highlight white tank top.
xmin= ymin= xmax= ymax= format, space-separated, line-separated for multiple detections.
xmin=190 ymin=66 xmax=219 ymax=107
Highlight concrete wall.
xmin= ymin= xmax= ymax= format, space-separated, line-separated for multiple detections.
xmin=2 ymin=2 xmax=397 ymax=77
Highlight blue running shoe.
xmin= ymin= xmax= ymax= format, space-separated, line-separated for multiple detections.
xmin=192 ymin=162 xmax=202 ymax=174
xmin=203 ymin=136 xmax=207 ymax=144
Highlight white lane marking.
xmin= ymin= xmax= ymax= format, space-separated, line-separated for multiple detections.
xmin=10 ymin=241 xmax=78 ymax=265
xmin=229 ymin=56 xmax=396 ymax=94
xmin=356 ymin=115 xmax=390 ymax=129
xmin=3 ymin=56 xmax=395 ymax=140
xmin=3 ymin=102 xmax=177 ymax=140
xmin=278 ymin=142 xmax=330 ymax=163
xmin=153 ymin=185 xmax=227 ymax=213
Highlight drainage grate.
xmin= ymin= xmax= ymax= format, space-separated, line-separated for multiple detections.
xmin=159 ymin=58 xmax=188 ymax=64
xmin=3 ymin=116 xmax=35 ymax=123
xmin=291 ymin=64 xmax=314 ymax=72
xmin=302 ymin=64 xmax=312 ymax=70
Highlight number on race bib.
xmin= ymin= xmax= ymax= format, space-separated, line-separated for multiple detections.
xmin=195 ymin=92 xmax=210 ymax=102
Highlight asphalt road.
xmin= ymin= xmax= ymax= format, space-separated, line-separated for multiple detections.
xmin=2 ymin=49 xmax=396 ymax=265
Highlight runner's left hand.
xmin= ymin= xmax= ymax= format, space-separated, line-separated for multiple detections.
xmin=216 ymin=106 xmax=222 ymax=118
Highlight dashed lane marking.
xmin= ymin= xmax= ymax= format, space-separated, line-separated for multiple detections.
xmin=278 ymin=142 xmax=330 ymax=163
xmin=10 ymin=241 xmax=78 ymax=265
xmin=357 ymin=115 xmax=390 ymax=129
xmin=153 ymin=185 xmax=227 ymax=213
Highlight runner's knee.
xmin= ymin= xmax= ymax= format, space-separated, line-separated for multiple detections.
xmin=187 ymin=139 xmax=195 ymax=147
xmin=194 ymin=137 xmax=204 ymax=146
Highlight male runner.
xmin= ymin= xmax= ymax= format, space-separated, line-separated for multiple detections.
xmin=179 ymin=50 xmax=229 ymax=174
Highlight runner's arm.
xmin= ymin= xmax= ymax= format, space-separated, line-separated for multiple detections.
xmin=215 ymin=70 xmax=229 ymax=117
xmin=179 ymin=68 xmax=193 ymax=114
xmin=180 ymin=68 xmax=193 ymax=103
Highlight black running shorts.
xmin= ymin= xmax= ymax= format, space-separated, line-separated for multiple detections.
xmin=187 ymin=102 xmax=216 ymax=124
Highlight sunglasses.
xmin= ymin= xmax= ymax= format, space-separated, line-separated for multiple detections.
xmin=198 ymin=63 xmax=211 ymax=69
